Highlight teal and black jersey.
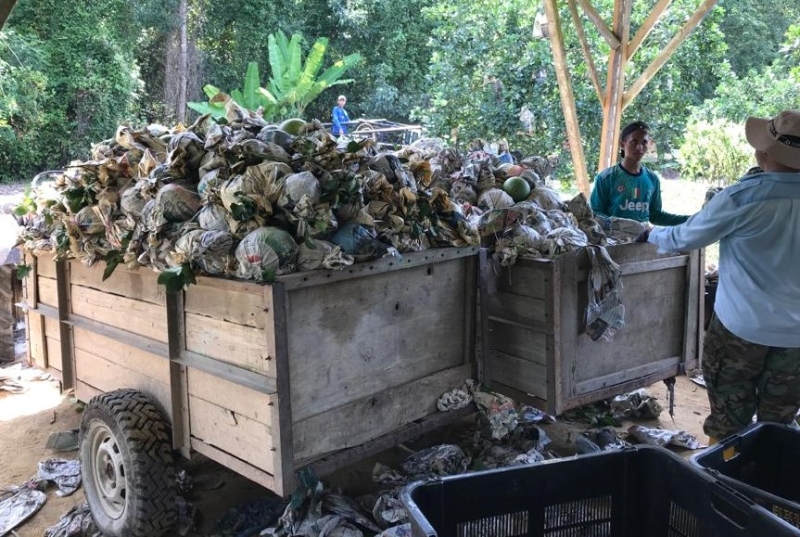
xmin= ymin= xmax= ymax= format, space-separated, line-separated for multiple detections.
xmin=589 ymin=164 xmax=688 ymax=225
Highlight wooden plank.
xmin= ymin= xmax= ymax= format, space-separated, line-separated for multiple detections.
xmin=277 ymin=246 xmax=479 ymax=291
xmin=36 ymin=256 xmax=56 ymax=279
xmin=544 ymin=0 xmax=592 ymax=196
xmin=185 ymin=279 xmax=267 ymax=329
xmin=553 ymin=255 xmax=577 ymax=414
xmin=72 ymin=326 xmax=169 ymax=382
xmin=288 ymin=258 xmax=469 ymax=421
xmin=487 ymin=350 xmax=548 ymax=401
xmin=303 ymin=406 xmax=476 ymax=476
xmin=74 ymin=347 xmax=171 ymax=415
xmin=477 ymin=250 xmax=492 ymax=385
xmin=575 ymin=355 xmax=682 ymax=395
xmin=562 ymin=365 xmax=683 ymax=413
xmin=25 ymin=256 xmax=46 ymax=368
xmin=682 ymin=249 xmax=702 ymax=371
xmin=487 ymin=320 xmax=548 ymax=367
xmin=184 ymin=313 xmax=274 ymax=377
xmin=269 ymin=282 xmax=295 ymax=496
xmin=44 ymin=313 xmax=62 ymax=371
xmin=188 ymin=395 xmax=275 ymax=474
xmin=627 ymin=0 xmax=673 ymax=59
xmin=493 ymin=261 xmax=549 ymax=299
xmin=76 ymin=380 xmax=101 ymax=404
xmin=573 ymin=271 xmax=686 ymax=385
xmin=574 ymin=0 xmax=620 ymax=49
xmin=56 ymin=261 xmax=75 ymax=390
xmin=166 ymin=292 xmax=191 ymax=457
xmin=190 ymin=439 xmax=276 ymax=493
xmin=485 ymin=292 xmax=550 ymax=329
xmin=622 ymin=0 xmax=718 ymax=109
xmin=567 ymin=0 xmax=604 ymax=103
xmin=45 ymin=337 xmax=62 ymax=372
xmin=462 ymin=248 xmax=477 ymax=369
xmin=70 ymin=285 xmax=168 ymax=343
xmin=488 ymin=381 xmax=550 ymax=413
xmin=187 ymin=368 xmax=274 ymax=425
xmin=37 ymin=276 xmax=58 ymax=308
xmin=598 ymin=0 xmax=631 ymax=170
xmin=69 ymin=261 xmax=164 ymax=305
xmin=292 ymin=363 xmax=472 ymax=462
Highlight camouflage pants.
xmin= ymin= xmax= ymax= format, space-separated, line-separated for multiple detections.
xmin=703 ymin=315 xmax=800 ymax=440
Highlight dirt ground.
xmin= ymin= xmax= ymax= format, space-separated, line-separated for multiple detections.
xmin=0 ymin=360 xmax=711 ymax=537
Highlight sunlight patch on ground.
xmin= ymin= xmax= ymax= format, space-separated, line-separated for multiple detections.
xmin=0 ymin=366 xmax=64 ymax=422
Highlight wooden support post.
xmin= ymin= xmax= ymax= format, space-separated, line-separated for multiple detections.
xmin=55 ymin=261 xmax=76 ymax=390
xmin=627 ymin=0 xmax=673 ymax=60
xmin=166 ymin=291 xmax=191 ymax=458
xmin=544 ymin=0 xmax=592 ymax=197
xmin=598 ymin=0 xmax=632 ymax=172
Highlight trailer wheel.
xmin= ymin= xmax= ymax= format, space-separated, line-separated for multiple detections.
xmin=80 ymin=389 xmax=177 ymax=537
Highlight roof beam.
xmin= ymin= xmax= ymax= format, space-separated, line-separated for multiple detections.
xmin=575 ymin=0 xmax=621 ymax=50
xmin=623 ymin=0 xmax=718 ymax=109
xmin=568 ymin=0 xmax=604 ymax=104
xmin=627 ymin=0 xmax=673 ymax=60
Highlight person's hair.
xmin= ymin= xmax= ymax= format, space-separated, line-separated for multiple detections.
xmin=337 ymin=95 xmax=346 ymax=102
xmin=619 ymin=120 xmax=649 ymax=158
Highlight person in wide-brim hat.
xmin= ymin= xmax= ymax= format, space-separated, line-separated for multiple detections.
xmin=745 ymin=110 xmax=800 ymax=171
xmin=639 ymin=109 xmax=800 ymax=446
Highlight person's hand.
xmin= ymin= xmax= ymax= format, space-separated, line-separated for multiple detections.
xmin=634 ymin=228 xmax=651 ymax=243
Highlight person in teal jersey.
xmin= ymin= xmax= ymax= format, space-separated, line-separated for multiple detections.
xmin=590 ymin=121 xmax=688 ymax=225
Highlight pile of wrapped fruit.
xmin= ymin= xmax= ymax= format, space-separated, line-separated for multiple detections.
xmin=16 ymin=98 xmax=644 ymax=285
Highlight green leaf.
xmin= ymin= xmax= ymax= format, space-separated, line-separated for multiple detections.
xmin=16 ymin=264 xmax=32 ymax=280
xmin=157 ymin=263 xmax=196 ymax=293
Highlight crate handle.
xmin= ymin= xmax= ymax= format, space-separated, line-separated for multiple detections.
xmin=708 ymin=481 xmax=756 ymax=529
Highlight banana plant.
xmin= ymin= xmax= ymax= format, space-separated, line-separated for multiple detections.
xmin=187 ymin=62 xmax=277 ymax=120
xmin=266 ymin=30 xmax=361 ymax=119
xmin=187 ymin=31 xmax=361 ymax=122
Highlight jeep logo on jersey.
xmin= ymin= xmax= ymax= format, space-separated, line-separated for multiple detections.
xmin=619 ymin=199 xmax=650 ymax=212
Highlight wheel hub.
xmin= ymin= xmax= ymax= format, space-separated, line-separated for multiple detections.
xmin=89 ymin=423 xmax=127 ymax=519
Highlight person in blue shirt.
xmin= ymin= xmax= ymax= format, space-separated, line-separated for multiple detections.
xmin=638 ymin=110 xmax=800 ymax=444
xmin=331 ymin=95 xmax=350 ymax=137
xmin=590 ymin=121 xmax=688 ymax=225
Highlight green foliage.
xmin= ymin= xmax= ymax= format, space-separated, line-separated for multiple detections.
xmin=189 ymin=31 xmax=361 ymax=122
xmin=157 ymin=263 xmax=197 ymax=292
xmin=717 ymin=1 xmax=800 ymax=77
xmin=676 ymin=119 xmax=753 ymax=185
xmin=265 ymin=31 xmax=361 ymax=120
xmin=3 ymin=0 xmax=142 ymax=180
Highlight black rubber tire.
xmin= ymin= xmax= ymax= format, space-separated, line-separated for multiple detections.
xmin=79 ymin=389 xmax=177 ymax=537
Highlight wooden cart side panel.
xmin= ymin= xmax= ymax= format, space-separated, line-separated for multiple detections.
xmin=68 ymin=262 xmax=165 ymax=305
xmin=269 ymin=282 xmax=295 ymax=497
xmin=72 ymin=325 xmax=170 ymax=411
xmin=292 ymin=363 xmax=472 ymax=462
xmin=187 ymin=393 xmax=275 ymax=474
xmin=24 ymin=255 xmax=45 ymax=368
xmin=70 ymin=284 xmax=168 ymax=343
xmin=571 ymin=262 xmax=687 ymax=386
xmin=287 ymin=257 xmax=471 ymax=422
xmin=185 ymin=278 xmax=267 ymax=329
xmin=37 ymin=274 xmax=58 ymax=308
xmin=43 ymin=316 xmax=62 ymax=371
xmin=682 ymin=249 xmax=702 ymax=371
xmin=184 ymin=314 xmax=275 ymax=377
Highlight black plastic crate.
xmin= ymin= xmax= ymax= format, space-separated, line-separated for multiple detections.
xmin=691 ymin=422 xmax=800 ymax=528
xmin=402 ymin=445 xmax=800 ymax=537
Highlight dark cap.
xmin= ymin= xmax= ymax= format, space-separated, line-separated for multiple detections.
xmin=620 ymin=121 xmax=649 ymax=141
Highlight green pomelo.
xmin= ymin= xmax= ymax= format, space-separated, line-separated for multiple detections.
xmin=279 ymin=118 xmax=306 ymax=136
xmin=503 ymin=176 xmax=531 ymax=202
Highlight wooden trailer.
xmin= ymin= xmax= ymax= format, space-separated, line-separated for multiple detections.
xmin=24 ymin=246 xmax=479 ymax=536
xmin=479 ymin=243 xmax=703 ymax=415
